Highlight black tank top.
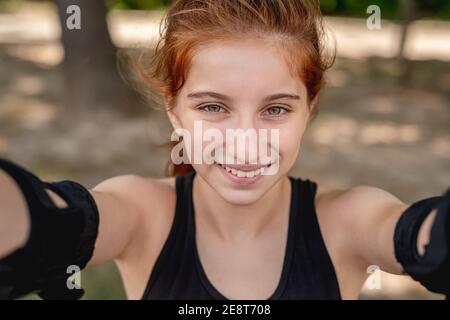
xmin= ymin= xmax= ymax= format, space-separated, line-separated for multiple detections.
xmin=141 ymin=171 xmax=342 ymax=300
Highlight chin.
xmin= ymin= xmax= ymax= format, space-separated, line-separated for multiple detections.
xmin=216 ymin=186 xmax=268 ymax=206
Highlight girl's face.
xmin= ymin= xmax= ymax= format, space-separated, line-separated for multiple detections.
xmin=168 ymin=39 xmax=311 ymax=205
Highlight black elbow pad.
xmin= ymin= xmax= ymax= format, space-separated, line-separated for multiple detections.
xmin=394 ymin=188 xmax=450 ymax=296
xmin=0 ymin=158 xmax=99 ymax=300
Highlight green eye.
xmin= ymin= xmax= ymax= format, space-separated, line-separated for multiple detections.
xmin=200 ymin=104 xmax=226 ymax=113
xmin=264 ymin=106 xmax=287 ymax=116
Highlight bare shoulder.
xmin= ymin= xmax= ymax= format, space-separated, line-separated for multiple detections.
xmin=92 ymin=174 xmax=177 ymax=221
xmin=314 ymin=182 xmax=408 ymax=255
xmin=315 ymin=182 xmax=346 ymax=204
xmin=315 ymin=182 xmax=406 ymax=219
xmin=314 ymin=182 xmax=407 ymax=244
xmin=92 ymin=173 xmax=178 ymax=258
xmin=92 ymin=173 xmax=175 ymax=192
xmin=317 ymin=183 xmax=408 ymax=246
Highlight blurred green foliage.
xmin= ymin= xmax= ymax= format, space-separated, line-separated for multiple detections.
xmin=81 ymin=262 xmax=127 ymax=300
xmin=106 ymin=0 xmax=172 ymax=10
xmin=320 ymin=0 xmax=450 ymax=19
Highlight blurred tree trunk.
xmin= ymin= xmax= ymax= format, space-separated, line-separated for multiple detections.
xmin=53 ymin=0 xmax=145 ymax=115
xmin=397 ymin=0 xmax=417 ymax=85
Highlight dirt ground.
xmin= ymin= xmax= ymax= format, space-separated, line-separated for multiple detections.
xmin=0 ymin=5 xmax=449 ymax=300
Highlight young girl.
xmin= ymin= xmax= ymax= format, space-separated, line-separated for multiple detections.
xmin=0 ymin=0 xmax=449 ymax=300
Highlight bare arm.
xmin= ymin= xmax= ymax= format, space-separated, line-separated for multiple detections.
xmin=0 ymin=170 xmax=30 ymax=257
xmin=88 ymin=174 xmax=154 ymax=265
xmin=322 ymin=185 xmax=438 ymax=275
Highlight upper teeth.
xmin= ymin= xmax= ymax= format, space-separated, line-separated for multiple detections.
xmin=219 ymin=164 xmax=266 ymax=178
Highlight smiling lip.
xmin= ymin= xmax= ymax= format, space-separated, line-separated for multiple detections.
xmin=214 ymin=161 xmax=272 ymax=185
xmin=215 ymin=162 xmax=271 ymax=172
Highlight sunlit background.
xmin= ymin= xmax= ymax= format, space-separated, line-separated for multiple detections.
xmin=0 ymin=0 xmax=449 ymax=300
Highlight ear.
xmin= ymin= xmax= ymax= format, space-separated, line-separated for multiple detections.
xmin=307 ymin=95 xmax=320 ymax=123
xmin=165 ymin=98 xmax=182 ymax=130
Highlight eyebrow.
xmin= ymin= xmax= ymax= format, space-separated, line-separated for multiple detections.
xmin=186 ymin=91 xmax=301 ymax=102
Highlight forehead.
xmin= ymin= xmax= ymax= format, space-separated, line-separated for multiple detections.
xmin=181 ymin=39 xmax=306 ymax=98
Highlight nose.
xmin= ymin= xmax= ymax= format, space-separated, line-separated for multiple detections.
xmin=224 ymin=112 xmax=260 ymax=164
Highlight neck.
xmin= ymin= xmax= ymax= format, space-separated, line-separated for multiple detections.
xmin=192 ymin=174 xmax=292 ymax=241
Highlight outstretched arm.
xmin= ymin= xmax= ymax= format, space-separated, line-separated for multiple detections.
xmin=325 ymin=184 xmax=449 ymax=294
xmin=0 ymin=158 xmax=148 ymax=299
xmin=0 ymin=171 xmax=144 ymax=265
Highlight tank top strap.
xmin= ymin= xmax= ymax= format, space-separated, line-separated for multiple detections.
xmin=140 ymin=171 xmax=195 ymax=298
xmin=291 ymin=176 xmax=342 ymax=299
xmin=293 ymin=176 xmax=324 ymax=248
xmin=297 ymin=177 xmax=319 ymax=232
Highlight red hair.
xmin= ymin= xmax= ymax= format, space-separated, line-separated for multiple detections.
xmin=133 ymin=0 xmax=335 ymax=176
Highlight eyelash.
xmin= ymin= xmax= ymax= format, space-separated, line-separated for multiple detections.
xmin=198 ymin=104 xmax=227 ymax=113
xmin=197 ymin=104 xmax=291 ymax=117
xmin=262 ymin=106 xmax=290 ymax=117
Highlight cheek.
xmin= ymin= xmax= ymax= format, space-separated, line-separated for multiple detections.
xmin=278 ymin=121 xmax=306 ymax=162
